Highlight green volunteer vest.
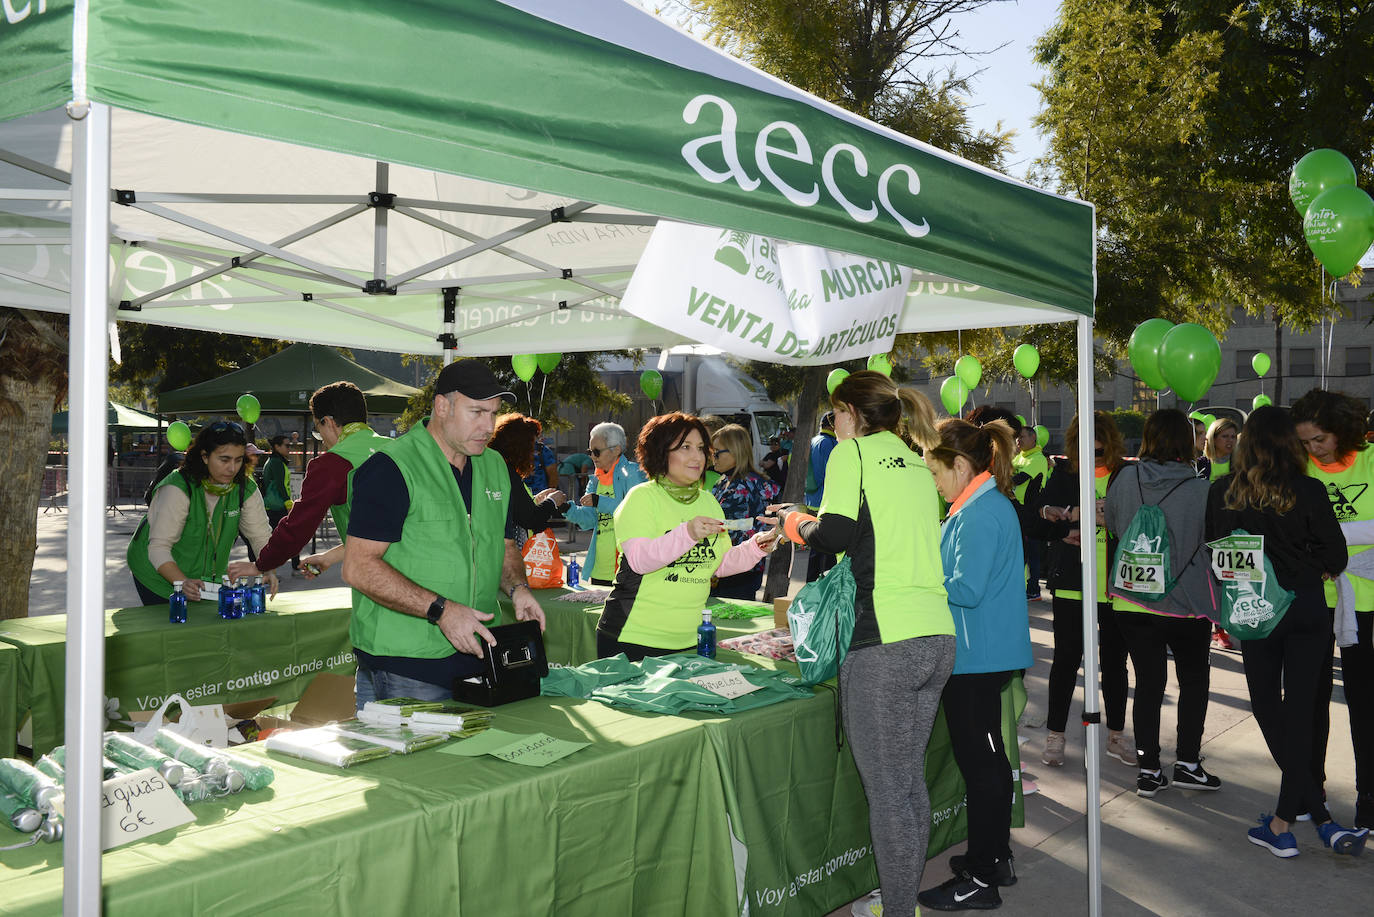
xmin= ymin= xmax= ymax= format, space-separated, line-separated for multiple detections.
xmin=590 ymin=475 xmax=618 ymax=581
xmin=328 ymin=425 xmax=393 ymax=539
xmin=1057 ymin=469 xmax=1110 ymax=603
xmin=127 ymin=472 xmax=257 ymax=599
xmin=261 ymin=453 xmax=291 ymax=512
xmin=1013 ymin=446 xmax=1048 ymax=504
xmin=610 ymin=481 xmax=728 ymax=648
xmin=819 ymin=430 xmax=953 ymax=644
xmin=1309 ymin=449 xmax=1374 ymax=610
xmin=349 ymin=421 xmax=509 ymax=658
xmin=1209 ymin=458 xmax=1230 ymax=481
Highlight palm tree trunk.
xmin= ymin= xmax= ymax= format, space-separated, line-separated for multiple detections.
xmin=0 ymin=376 xmax=64 ymax=618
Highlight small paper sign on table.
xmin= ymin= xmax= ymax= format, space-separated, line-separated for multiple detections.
xmin=689 ymin=670 xmax=763 ymax=700
xmin=1208 ymin=533 xmax=1265 ymax=584
xmin=437 ymin=729 xmax=588 ymax=767
xmin=100 ymin=767 xmax=195 ymax=850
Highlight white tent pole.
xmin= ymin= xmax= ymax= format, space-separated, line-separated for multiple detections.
xmin=373 ymin=162 xmax=389 ymax=285
xmin=64 ymin=97 xmax=111 ymax=917
xmin=1076 ymin=314 xmax=1102 ymax=917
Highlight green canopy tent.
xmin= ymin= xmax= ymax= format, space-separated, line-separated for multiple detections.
xmin=50 ymin=400 xmax=160 ymax=435
xmin=0 ymin=1 xmax=1104 ymax=913
xmin=155 ymin=343 xmax=418 ymax=416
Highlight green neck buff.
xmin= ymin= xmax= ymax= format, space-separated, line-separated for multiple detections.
xmin=337 ymin=421 xmax=372 ymax=442
xmin=202 ymin=480 xmax=235 ymax=497
xmin=657 ymin=477 xmax=701 ymax=505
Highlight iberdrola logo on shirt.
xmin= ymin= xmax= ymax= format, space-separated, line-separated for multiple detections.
xmin=1326 ymin=481 xmax=1367 ymax=520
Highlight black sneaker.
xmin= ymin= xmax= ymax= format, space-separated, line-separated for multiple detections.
xmin=1173 ymin=761 xmax=1222 ymax=791
xmin=918 ymin=873 xmax=1002 ymax=911
xmin=1137 ymin=770 xmax=1170 ymax=797
xmin=948 ymin=855 xmax=1017 ymax=887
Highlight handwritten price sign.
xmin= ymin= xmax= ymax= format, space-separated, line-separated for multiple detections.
xmin=100 ymin=768 xmax=194 ymax=850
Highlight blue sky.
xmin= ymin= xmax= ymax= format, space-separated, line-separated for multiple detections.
xmin=953 ymin=0 xmax=1062 ymax=177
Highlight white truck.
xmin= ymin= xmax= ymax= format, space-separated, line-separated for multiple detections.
xmin=590 ymin=353 xmax=793 ymax=465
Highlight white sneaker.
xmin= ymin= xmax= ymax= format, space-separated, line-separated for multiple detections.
xmin=851 ymin=891 xmax=883 ymax=917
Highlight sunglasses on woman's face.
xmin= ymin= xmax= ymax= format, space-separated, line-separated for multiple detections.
xmin=208 ymin=421 xmax=244 ymax=434
xmin=713 ymin=449 xmax=730 ymax=458
xmin=590 ymin=446 xmax=614 ymax=457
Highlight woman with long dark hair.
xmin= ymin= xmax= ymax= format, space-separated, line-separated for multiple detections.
xmin=1032 ymin=412 xmax=1134 ymax=770
xmin=1206 ymin=406 xmax=1365 ymax=856
xmin=1104 ymin=409 xmax=1217 ymax=798
xmin=127 ymin=421 xmax=275 ymax=604
xmin=1292 ymin=387 xmax=1374 ymax=832
xmin=770 ymin=371 xmax=953 ymax=917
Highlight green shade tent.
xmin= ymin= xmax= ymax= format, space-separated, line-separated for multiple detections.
xmin=50 ymin=400 xmax=160 ymax=435
xmin=156 ymin=343 xmax=418 ymax=416
xmin=0 ymin=1 xmax=1105 ymax=912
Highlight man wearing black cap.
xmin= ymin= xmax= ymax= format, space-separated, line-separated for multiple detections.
xmin=341 ymin=360 xmax=567 ymax=707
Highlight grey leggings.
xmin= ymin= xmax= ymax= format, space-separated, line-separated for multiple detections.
xmin=840 ymin=635 xmax=956 ymax=917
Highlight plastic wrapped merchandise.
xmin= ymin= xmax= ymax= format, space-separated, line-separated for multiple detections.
xmin=153 ymin=729 xmax=246 ymax=793
xmin=215 ymin=749 xmax=275 ymax=791
xmin=103 ymin=733 xmax=187 ymax=787
xmin=0 ymin=787 xmax=43 ymax=833
xmin=0 ymin=759 xmax=62 ymax=813
xmin=173 ymin=775 xmax=212 ymax=804
xmin=33 ymin=754 xmax=64 ymax=785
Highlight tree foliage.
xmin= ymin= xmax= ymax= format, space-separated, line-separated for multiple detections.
xmin=111 ymin=324 xmax=290 ymax=395
xmin=396 ymin=353 xmax=633 ymax=432
xmin=1032 ymin=0 xmax=1374 ymax=363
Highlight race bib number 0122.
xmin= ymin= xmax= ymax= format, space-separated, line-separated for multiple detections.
xmin=1208 ymin=534 xmax=1265 ymax=584
xmin=1114 ymin=550 xmax=1165 ymax=594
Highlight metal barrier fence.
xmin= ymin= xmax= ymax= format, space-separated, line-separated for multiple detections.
xmin=41 ymin=465 xmax=159 ymax=514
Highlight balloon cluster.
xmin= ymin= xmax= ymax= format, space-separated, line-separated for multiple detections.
xmin=1291 ymin=150 xmax=1374 ymax=277
xmin=1127 ymin=319 xmax=1220 ymax=403
xmin=511 ymin=353 xmax=563 ymax=381
xmin=824 ymin=353 xmax=895 ymax=396
xmin=164 ymin=392 xmax=262 ymax=451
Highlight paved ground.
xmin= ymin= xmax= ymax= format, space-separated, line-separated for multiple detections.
xmin=25 ymin=504 xmax=1370 ymax=914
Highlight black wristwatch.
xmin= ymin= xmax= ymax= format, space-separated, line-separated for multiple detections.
xmin=426 ymin=595 xmax=446 ymax=625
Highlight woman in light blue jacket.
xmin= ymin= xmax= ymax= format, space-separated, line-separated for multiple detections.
xmin=563 ymin=422 xmax=647 ymax=585
xmin=919 ymin=417 xmax=1032 ymax=912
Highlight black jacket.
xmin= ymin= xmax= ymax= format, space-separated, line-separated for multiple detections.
xmin=1205 ymin=473 xmax=1347 ymax=591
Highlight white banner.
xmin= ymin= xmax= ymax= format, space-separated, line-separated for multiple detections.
xmin=621 ymin=222 xmax=910 ymax=364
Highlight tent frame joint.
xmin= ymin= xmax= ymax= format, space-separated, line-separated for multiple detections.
xmin=368 ymin=191 xmax=396 ymax=209
xmin=550 ymin=206 xmax=568 ymax=223
xmin=561 ymin=268 xmax=573 ymax=279
xmin=114 ymin=189 xmax=135 ymax=205
xmin=302 ymin=292 xmax=313 ymax=302
xmin=118 ymin=299 xmax=138 ymax=312
xmin=442 ymin=287 xmax=459 ymax=322
xmin=437 ymin=332 xmax=457 ymax=348
xmin=558 ymin=300 xmax=569 ymax=310
xmin=362 ymin=279 xmax=394 ymax=294
xmin=1081 ymin=712 xmax=1101 ymax=725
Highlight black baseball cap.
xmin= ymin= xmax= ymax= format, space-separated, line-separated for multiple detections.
xmin=434 ymin=360 xmax=516 ymax=401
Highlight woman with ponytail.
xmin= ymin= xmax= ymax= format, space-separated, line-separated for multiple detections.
xmin=770 ymin=371 xmax=955 ymax=917
xmin=916 ymin=418 xmax=1031 ymax=911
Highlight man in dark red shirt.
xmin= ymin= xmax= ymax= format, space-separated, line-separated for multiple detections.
xmin=228 ymin=381 xmax=393 ymax=582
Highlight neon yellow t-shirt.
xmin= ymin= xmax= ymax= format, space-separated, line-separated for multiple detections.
xmin=1309 ymin=449 xmax=1374 ymax=611
xmin=590 ymin=475 xmax=619 ymax=582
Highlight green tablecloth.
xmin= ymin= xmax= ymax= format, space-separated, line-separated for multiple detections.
xmin=0 ymin=588 xmax=357 ymax=756
xmin=0 ymin=643 xmax=17 ymax=758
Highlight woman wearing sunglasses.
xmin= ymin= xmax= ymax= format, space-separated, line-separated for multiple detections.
xmin=128 ymin=421 xmax=277 ymax=604
xmin=710 ymin=423 xmax=779 ymax=600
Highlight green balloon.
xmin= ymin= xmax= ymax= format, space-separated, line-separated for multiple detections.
xmin=826 ymin=368 xmax=850 ymax=395
xmin=536 ymin=352 xmax=562 ymax=374
xmin=1034 ymin=425 xmax=1049 ymax=449
xmin=1202 ymin=414 xmax=1216 ymax=430
xmin=1290 ymin=148 xmax=1357 ymax=216
xmin=939 ymin=376 xmax=969 ymax=415
xmin=1159 ymin=323 xmax=1221 ymax=403
xmin=1252 ymin=352 xmax=1271 ymax=377
xmin=1303 ymin=184 xmax=1374 ymax=277
xmin=639 ymin=369 xmax=663 ymax=400
xmin=1128 ymin=318 xmax=1174 ymax=391
xmin=866 ymin=353 xmax=893 ymax=377
xmin=1253 ymin=393 xmax=1273 ymax=410
xmin=1188 ymin=410 xmax=1206 ymax=423
xmin=511 ymin=354 xmax=538 ymax=382
xmin=235 ymin=393 xmax=261 ymax=424
xmin=1013 ymin=344 xmax=1040 ymax=379
xmin=954 ymin=355 xmax=982 ymax=390
xmin=166 ymin=421 xmax=191 ymax=452
xmin=1016 ymin=414 xmax=1027 ymax=426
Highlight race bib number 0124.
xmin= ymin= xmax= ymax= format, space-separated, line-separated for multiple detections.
xmin=1114 ymin=551 xmax=1164 ymax=594
xmin=1208 ymin=534 xmax=1265 ymax=584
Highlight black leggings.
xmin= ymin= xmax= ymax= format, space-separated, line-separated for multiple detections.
xmin=942 ymin=671 xmax=1014 ymax=877
xmin=1243 ymin=586 xmax=1332 ymax=823
xmin=1117 ymin=612 xmax=1212 ymax=770
xmin=1047 ymin=596 xmax=1130 ymax=733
